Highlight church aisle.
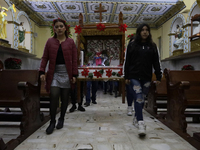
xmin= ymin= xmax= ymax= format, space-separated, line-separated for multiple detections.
xmin=15 ymin=91 xmax=196 ymax=150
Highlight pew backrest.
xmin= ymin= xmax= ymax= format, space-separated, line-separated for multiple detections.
xmin=164 ymin=69 xmax=200 ymax=101
xmin=0 ymin=70 xmax=39 ymax=100
xmin=0 ymin=60 xmax=3 ymax=70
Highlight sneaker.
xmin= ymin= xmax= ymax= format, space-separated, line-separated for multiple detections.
xmin=127 ymin=106 xmax=133 ymax=116
xmin=133 ymin=117 xmax=139 ymax=128
xmin=92 ymin=101 xmax=97 ymax=104
xmin=84 ymin=102 xmax=90 ymax=107
xmin=138 ymin=121 xmax=146 ymax=136
xmin=69 ymin=105 xmax=77 ymax=113
xmin=78 ymin=105 xmax=85 ymax=111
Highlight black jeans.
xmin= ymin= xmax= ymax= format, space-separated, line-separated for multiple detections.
xmin=71 ymin=82 xmax=84 ymax=106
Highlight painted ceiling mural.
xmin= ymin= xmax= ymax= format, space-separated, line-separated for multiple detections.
xmin=10 ymin=0 xmax=185 ymax=28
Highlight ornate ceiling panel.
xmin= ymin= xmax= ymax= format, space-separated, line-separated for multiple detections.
xmin=56 ymin=2 xmax=84 ymax=13
xmin=10 ymin=0 xmax=186 ymax=28
xmin=115 ymin=4 xmax=143 ymax=14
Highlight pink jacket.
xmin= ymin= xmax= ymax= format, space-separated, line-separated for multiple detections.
xmin=39 ymin=37 xmax=78 ymax=92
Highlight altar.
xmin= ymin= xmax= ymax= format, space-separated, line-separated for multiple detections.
xmin=76 ymin=3 xmax=126 ymax=103
xmin=77 ymin=66 xmax=125 ymax=103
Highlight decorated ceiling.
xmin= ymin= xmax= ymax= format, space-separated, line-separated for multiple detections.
xmin=10 ymin=0 xmax=186 ymax=28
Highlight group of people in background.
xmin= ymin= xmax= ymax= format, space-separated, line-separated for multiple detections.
xmin=39 ymin=18 xmax=162 ymax=137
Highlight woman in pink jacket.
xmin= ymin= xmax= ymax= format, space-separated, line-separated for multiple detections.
xmin=39 ymin=18 xmax=78 ymax=134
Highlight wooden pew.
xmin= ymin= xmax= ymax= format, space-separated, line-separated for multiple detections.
xmin=0 ymin=60 xmax=3 ymax=70
xmin=40 ymin=76 xmax=50 ymax=109
xmin=163 ymin=68 xmax=200 ymax=134
xmin=0 ymin=70 xmax=44 ymax=150
xmin=39 ymin=73 xmax=60 ymax=117
xmin=145 ymin=73 xmax=167 ymax=118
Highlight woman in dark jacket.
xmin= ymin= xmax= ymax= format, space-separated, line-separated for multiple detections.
xmin=124 ymin=23 xmax=162 ymax=136
xmin=39 ymin=18 xmax=78 ymax=134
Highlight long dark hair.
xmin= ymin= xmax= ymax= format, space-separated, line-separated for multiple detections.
xmin=53 ymin=18 xmax=68 ymax=38
xmin=134 ymin=23 xmax=154 ymax=46
xmin=128 ymin=35 xmax=135 ymax=44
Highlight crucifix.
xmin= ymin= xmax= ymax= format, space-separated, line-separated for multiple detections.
xmin=94 ymin=3 xmax=107 ymax=22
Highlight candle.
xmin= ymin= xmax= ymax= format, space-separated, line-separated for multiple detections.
xmin=80 ymin=51 xmax=84 ymax=66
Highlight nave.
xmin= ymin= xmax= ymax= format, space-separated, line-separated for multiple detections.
xmin=13 ymin=91 xmax=196 ymax=150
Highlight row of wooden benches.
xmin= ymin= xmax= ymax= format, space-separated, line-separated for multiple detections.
xmin=1 ymin=68 xmax=200 ymax=149
xmin=0 ymin=70 xmax=51 ymax=150
xmin=145 ymin=68 xmax=200 ymax=149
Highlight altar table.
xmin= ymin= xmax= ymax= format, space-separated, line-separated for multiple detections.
xmin=77 ymin=66 xmax=125 ymax=103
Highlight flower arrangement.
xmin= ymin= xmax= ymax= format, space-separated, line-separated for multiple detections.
xmin=127 ymin=33 xmax=135 ymax=41
xmin=119 ymin=23 xmax=128 ymax=33
xmin=81 ymin=68 xmax=123 ymax=79
xmin=4 ymin=58 xmax=22 ymax=69
xmin=96 ymin=23 xmax=105 ymax=31
xmin=181 ymin=65 xmax=194 ymax=70
xmin=74 ymin=25 xmax=82 ymax=35
xmin=50 ymin=19 xmax=71 ymax=37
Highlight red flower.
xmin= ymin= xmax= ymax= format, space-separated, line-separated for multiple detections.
xmin=96 ymin=23 xmax=105 ymax=31
xmin=93 ymin=70 xmax=102 ymax=78
xmin=119 ymin=23 xmax=128 ymax=33
xmin=118 ymin=68 xmax=123 ymax=76
xmin=74 ymin=25 xmax=82 ymax=34
xmin=4 ymin=57 xmax=22 ymax=69
xmin=106 ymin=69 xmax=112 ymax=77
xmin=182 ymin=65 xmax=194 ymax=70
xmin=81 ymin=68 xmax=89 ymax=77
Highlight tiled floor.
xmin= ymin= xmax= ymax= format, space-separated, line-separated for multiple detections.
xmin=5 ymin=91 xmax=198 ymax=150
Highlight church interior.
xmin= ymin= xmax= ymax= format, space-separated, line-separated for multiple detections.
xmin=0 ymin=0 xmax=200 ymax=149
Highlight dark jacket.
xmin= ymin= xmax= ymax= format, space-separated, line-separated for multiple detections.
xmin=39 ymin=37 xmax=78 ymax=92
xmin=124 ymin=41 xmax=162 ymax=81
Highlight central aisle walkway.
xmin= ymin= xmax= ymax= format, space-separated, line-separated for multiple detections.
xmin=16 ymin=91 xmax=196 ymax=150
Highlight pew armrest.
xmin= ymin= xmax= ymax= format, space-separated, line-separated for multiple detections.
xmin=169 ymin=81 xmax=190 ymax=89
xmin=18 ymin=82 xmax=38 ymax=90
xmin=179 ymin=81 xmax=190 ymax=89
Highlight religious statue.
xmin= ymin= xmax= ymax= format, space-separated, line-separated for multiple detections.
xmin=0 ymin=4 xmax=16 ymax=40
xmin=18 ymin=22 xmax=26 ymax=48
xmin=173 ymin=24 xmax=184 ymax=49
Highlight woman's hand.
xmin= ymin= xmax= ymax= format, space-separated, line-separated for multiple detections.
xmin=125 ymin=79 xmax=130 ymax=85
xmin=40 ymin=74 xmax=45 ymax=82
xmin=72 ymin=77 xmax=76 ymax=84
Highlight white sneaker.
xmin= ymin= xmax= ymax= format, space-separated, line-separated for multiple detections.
xmin=133 ymin=117 xmax=139 ymax=128
xmin=138 ymin=121 xmax=146 ymax=136
xmin=127 ymin=106 xmax=133 ymax=116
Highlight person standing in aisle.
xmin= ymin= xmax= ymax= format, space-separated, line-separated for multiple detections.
xmin=69 ymin=82 xmax=85 ymax=112
xmin=124 ymin=23 xmax=162 ymax=136
xmin=124 ymin=35 xmax=135 ymax=116
xmin=39 ymin=18 xmax=78 ymax=134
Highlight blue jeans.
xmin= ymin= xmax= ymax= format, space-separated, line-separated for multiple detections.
xmin=86 ymin=81 xmax=98 ymax=103
xmin=103 ymin=81 xmax=113 ymax=93
xmin=126 ymin=84 xmax=134 ymax=106
xmin=129 ymin=79 xmax=151 ymax=121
